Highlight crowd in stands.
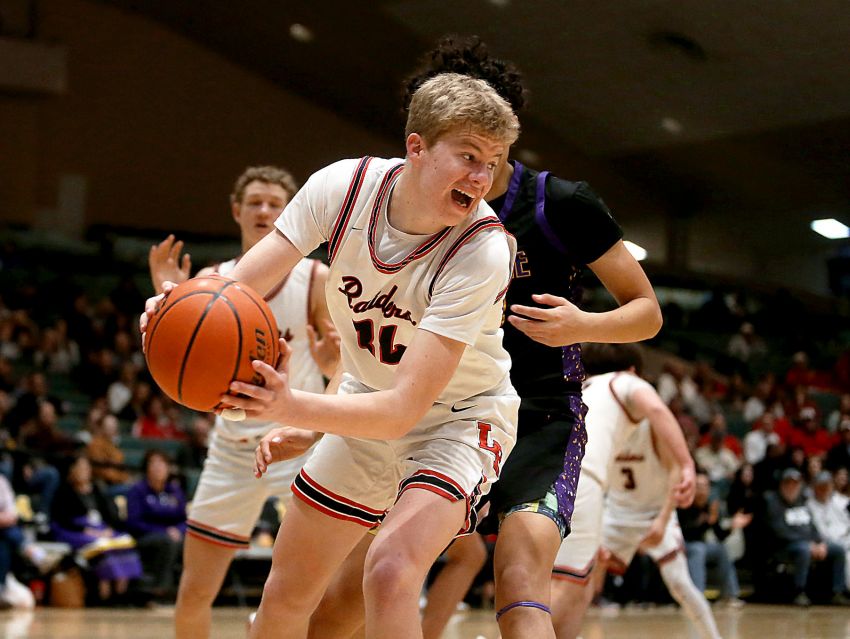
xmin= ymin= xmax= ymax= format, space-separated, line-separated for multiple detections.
xmin=0 ymin=240 xmax=849 ymax=611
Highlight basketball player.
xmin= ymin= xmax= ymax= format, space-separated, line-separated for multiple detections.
xmin=147 ymin=166 xmax=340 ymax=639
xmin=405 ymin=39 xmax=663 ymax=639
xmin=143 ymin=73 xmax=520 ymax=638
xmin=255 ymin=37 xmax=667 ymax=639
xmin=601 ymin=425 xmax=722 ymax=639
xmin=550 ymin=343 xmax=697 ymax=639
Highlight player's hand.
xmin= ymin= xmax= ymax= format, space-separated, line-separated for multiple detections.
xmin=639 ymin=519 xmax=665 ymax=549
xmin=220 ymin=338 xmax=294 ymax=423
xmin=307 ymin=319 xmax=341 ymax=378
xmin=673 ymin=465 xmax=696 ymax=508
xmin=254 ymin=426 xmax=319 ymax=477
xmin=139 ymin=281 xmax=176 ymax=352
xmin=507 ymin=294 xmax=589 ymax=347
xmin=149 ymin=234 xmax=192 ymax=294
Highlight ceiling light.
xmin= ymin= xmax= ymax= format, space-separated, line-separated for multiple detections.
xmin=624 ymin=240 xmax=648 ymax=261
xmin=289 ymin=23 xmax=314 ymax=43
xmin=811 ymin=218 xmax=850 ymax=239
xmin=661 ymin=117 xmax=682 ymax=134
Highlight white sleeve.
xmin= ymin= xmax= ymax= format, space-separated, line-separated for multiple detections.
xmin=418 ymin=229 xmax=513 ymax=346
xmin=274 ymin=160 xmax=358 ymax=255
xmin=609 ymin=373 xmax=655 ymax=423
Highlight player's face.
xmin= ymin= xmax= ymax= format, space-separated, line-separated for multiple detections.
xmin=414 ymin=130 xmax=506 ymax=227
xmin=232 ymin=180 xmax=290 ymax=251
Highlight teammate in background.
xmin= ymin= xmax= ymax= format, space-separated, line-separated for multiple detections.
xmin=601 ymin=436 xmax=721 ymax=639
xmin=144 ymin=73 xmax=521 ymax=639
xmin=275 ymin=37 xmax=665 ymax=639
xmin=550 ymin=343 xmax=696 ymax=638
xmin=147 ymin=166 xmax=340 ymax=639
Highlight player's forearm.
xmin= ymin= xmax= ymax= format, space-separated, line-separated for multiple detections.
xmin=229 ymin=230 xmax=302 ymax=297
xmin=280 ymin=388 xmax=428 ymax=439
xmin=575 ymin=296 xmax=662 ymax=344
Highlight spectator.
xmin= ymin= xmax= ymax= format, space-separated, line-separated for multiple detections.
xmin=788 ymin=407 xmax=835 ymax=459
xmin=744 ymin=412 xmax=783 ymax=465
xmin=668 ymin=394 xmax=699 ymax=451
xmin=678 ymin=473 xmax=745 ymax=605
xmin=807 ymin=470 xmax=850 ymax=588
xmin=126 ymin=450 xmax=186 ymax=599
xmin=0 ymin=473 xmax=60 ymax=606
xmin=4 ymin=371 xmax=65 ymax=439
xmin=657 ymin=361 xmax=698 ymax=406
xmin=178 ymin=414 xmax=212 ymax=470
xmin=826 ymin=420 xmax=850 ymax=473
xmin=118 ymin=380 xmax=151 ymax=423
xmin=826 ymin=394 xmax=850 ymax=434
xmin=727 ymin=322 xmax=767 ymax=376
xmin=753 ymin=442 xmax=788 ymax=493
xmin=695 ymin=415 xmax=741 ymax=493
xmin=107 ymin=362 xmax=137 ymax=418
xmin=742 ymin=374 xmax=776 ymax=423
xmin=87 ymin=414 xmax=131 ymax=487
xmin=33 ymin=323 xmax=80 ymax=375
xmin=785 ymin=352 xmax=819 ymax=390
xmin=698 ymin=412 xmax=743 ymax=458
xmin=727 ymin=464 xmax=758 ymax=568
xmin=132 ymin=395 xmax=185 ymax=441
xmin=51 ymin=455 xmax=143 ymax=605
xmin=761 ymin=468 xmax=847 ymax=606
xmin=834 ymin=468 xmax=850 ymax=510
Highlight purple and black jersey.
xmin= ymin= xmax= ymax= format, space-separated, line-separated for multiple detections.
xmin=482 ymin=161 xmax=622 ymax=529
xmin=490 ymin=160 xmax=622 ymax=396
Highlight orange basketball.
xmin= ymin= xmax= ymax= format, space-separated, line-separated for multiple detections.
xmin=144 ymin=275 xmax=280 ymax=412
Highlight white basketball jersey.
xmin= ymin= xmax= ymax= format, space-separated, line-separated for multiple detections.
xmin=215 ymin=257 xmax=325 ymax=438
xmin=607 ymin=420 xmax=670 ymax=521
xmin=275 ymin=157 xmax=516 ymax=406
xmin=580 ymin=371 xmax=654 ymax=488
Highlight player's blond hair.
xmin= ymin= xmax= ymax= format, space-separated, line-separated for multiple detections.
xmin=405 ymin=73 xmax=519 ymax=147
xmin=230 ymin=166 xmax=299 ymax=205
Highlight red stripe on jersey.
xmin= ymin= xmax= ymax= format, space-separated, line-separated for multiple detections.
xmin=186 ymin=529 xmax=248 ymax=549
xmin=413 ymin=468 xmax=467 ymax=497
xmin=187 ymin=518 xmax=251 ymax=544
xmin=552 ymin=558 xmax=596 ymax=583
xmin=291 ymin=487 xmax=376 ymax=527
xmin=299 ymin=470 xmax=385 ymax=516
xmin=329 ymin=157 xmax=372 ymax=265
xmin=365 ymin=164 xmax=452 ymax=274
xmin=398 ymin=482 xmax=459 ymax=502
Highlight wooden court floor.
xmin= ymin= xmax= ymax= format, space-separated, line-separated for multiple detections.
xmin=5 ymin=603 xmax=850 ymax=638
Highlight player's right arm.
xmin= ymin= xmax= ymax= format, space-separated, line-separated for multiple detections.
xmin=630 ymin=386 xmax=696 ymax=507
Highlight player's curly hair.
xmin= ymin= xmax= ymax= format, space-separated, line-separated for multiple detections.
xmin=402 ymin=35 xmax=527 ymax=114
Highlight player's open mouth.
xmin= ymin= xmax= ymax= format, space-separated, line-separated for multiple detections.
xmin=451 ymin=188 xmax=474 ymax=209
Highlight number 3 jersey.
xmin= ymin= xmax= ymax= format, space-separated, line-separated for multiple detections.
xmin=580 ymin=370 xmax=655 ymax=489
xmin=275 ymin=157 xmax=517 ymax=406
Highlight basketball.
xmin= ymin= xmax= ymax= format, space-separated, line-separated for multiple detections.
xmin=144 ymin=275 xmax=280 ymax=412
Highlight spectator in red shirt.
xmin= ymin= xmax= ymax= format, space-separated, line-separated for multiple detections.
xmin=789 ymin=408 xmax=837 ymax=459
xmin=132 ymin=395 xmax=186 ymax=441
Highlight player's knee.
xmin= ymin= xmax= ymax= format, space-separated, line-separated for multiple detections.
xmin=363 ymin=549 xmax=419 ymax=600
xmin=496 ymin=560 xmax=545 ymax=596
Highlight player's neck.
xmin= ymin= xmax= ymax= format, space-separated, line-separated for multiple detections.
xmin=387 ymin=172 xmax=445 ymax=235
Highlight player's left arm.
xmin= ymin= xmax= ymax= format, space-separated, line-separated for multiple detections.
xmin=630 ymin=385 xmax=696 ymax=507
xmin=508 ymin=240 xmax=662 ymax=347
xmin=306 ymin=262 xmax=341 ymax=378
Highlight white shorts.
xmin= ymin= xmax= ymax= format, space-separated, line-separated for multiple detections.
xmin=187 ymin=429 xmax=314 ymax=548
xmin=602 ymin=510 xmax=685 ymax=574
xmin=552 ymin=471 xmax=604 ymax=583
xmin=293 ymin=377 xmax=518 ymax=535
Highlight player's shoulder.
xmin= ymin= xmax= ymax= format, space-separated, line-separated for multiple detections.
xmin=545 ymin=175 xmax=610 ymax=213
xmin=311 ymin=157 xmax=403 ymax=194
